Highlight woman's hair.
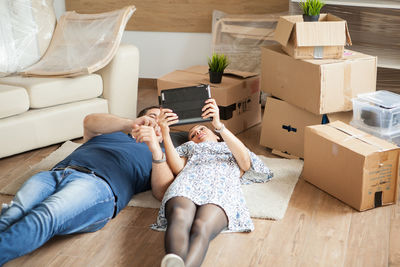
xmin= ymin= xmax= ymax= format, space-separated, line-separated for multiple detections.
xmin=137 ymin=105 xmax=160 ymax=117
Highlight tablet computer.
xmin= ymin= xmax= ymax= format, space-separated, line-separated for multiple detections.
xmin=159 ymin=84 xmax=212 ymax=126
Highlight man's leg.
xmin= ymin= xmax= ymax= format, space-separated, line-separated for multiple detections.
xmin=0 ymin=169 xmax=115 ymax=265
xmin=0 ymin=171 xmax=59 ymax=232
xmin=185 ymin=204 xmax=228 ymax=267
xmin=164 ymin=196 xmax=197 ymax=260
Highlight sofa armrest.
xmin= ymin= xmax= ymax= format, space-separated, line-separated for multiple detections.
xmin=96 ymin=44 xmax=139 ymax=119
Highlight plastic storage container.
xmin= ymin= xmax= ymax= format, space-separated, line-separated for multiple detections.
xmin=351 ymin=90 xmax=400 ymax=145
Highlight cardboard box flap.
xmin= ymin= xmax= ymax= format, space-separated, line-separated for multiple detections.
xmin=185 ymin=65 xmax=208 ymax=75
xmin=327 ymin=121 xmax=398 ymax=153
xmin=273 ymin=16 xmax=298 ymax=46
xmin=224 ymin=68 xmax=258 ymax=78
xmin=326 ymin=13 xmax=352 ymax=46
xmin=183 ymin=65 xmax=258 ymax=79
xmin=295 ymin=22 xmax=348 ymax=47
xmin=274 ymin=14 xmax=352 ymax=47
xmin=158 ymin=70 xmax=205 ymax=89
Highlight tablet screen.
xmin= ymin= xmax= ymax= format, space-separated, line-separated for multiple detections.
xmin=159 ymin=84 xmax=212 ymax=126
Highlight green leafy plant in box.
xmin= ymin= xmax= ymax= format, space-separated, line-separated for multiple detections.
xmin=299 ymin=0 xmax=325 ymax=21
xmin=208 ymin=53 xmax=229 ymax=84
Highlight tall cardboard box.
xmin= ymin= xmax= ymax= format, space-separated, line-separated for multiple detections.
xmin=261 ymin=45 xmax=377 ymax=115
xmin=260 ymin=97 xmax=352 ymax=158
xmin=303 ymin=121 xmax=400 ymax=211
xmin=274 ymin=14 xmax=352 ymax=59
xmin=157 ymin=66 xmax=261 ymax=134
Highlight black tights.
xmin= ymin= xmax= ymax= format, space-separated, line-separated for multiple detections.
xmin=164 ymin=197 xmax=228 ymax=267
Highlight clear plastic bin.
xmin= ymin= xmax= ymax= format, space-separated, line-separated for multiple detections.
xmin=351 ymin=90 xmax=400 ymax=136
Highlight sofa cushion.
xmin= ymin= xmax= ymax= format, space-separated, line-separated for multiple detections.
xmin=0 ymin=98 xmax=108 ymax=158
xmin=0 ymin=74 xmax=103 ymax=108
xmin=0 ymin=84 xmax=29 ymax=119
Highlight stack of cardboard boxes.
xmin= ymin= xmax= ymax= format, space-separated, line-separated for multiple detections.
xmin=259 ymin=14 xmax=377 ymax=158
xmin=259 ymin=14 xmax=399 ymax=211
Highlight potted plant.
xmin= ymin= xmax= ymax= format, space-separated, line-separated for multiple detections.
xmin=208 ymin=53 xmax=229 ymax=84
xmin=299 ymin=0 xmax=325 ymax=22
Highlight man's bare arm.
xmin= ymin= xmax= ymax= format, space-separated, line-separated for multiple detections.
xmin=83 ymin=113 xmax=156 ymax=142
xmin=134 ymin=125 xmax=174 ymax=201
xmin=151 ymin=157 xmax=175 ymax=201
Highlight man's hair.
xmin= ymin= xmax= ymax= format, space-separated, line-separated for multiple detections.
xmin=137 ymin=105 xmax=160 ymax=117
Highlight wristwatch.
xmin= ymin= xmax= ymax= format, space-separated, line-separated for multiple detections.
xmin=214 ymin=123 xmax=225 ymax=133
xmin=152 ymin=153 xmax=166 ymax=164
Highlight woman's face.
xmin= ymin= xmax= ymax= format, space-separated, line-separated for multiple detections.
xmin=188 ymin=125 xmax=219 ymax=143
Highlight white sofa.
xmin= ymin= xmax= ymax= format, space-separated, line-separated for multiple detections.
xmin=0 ymin=44 xmax=139 ymax=158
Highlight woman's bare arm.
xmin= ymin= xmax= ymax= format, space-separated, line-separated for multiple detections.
xmin=202 ymin=99 xmax=251 ymax=172
xmin=158 ymin=109 xmax=187 ymax=175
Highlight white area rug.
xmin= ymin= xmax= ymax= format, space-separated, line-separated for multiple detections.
xmin=1 ymin=141 xmax=303 ymax=220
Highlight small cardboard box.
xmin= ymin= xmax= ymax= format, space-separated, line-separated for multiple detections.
xmin=303 ymin=121 xmax=400 ymax=211
xmin=261 ymin=45 xmax=377 ymax=115
xmin=260 ymin=97 xmax=352 ymax=158
xmin=274 ymin=14 xmax=352 ymax=59
xmin=157 ymin=66 xmax=261 ymax=134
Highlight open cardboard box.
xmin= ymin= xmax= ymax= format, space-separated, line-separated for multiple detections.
xmin=261 ymin=45 xmax=377 ymax=115
xmin=274 ymin=13 xmax=352 ymax=59
xmin=260 ymin=97 xmax=352 ymax=158
xmin=157 ymin=66 xmax=261 ymax=134
xmin=303 ymin=121 xmax=399 ymax=211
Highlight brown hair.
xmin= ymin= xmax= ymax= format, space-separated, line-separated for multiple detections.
xmin=137 ymin=105 xmax=160 ymax=117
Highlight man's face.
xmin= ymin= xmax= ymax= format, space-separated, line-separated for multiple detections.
xmin=145 ymin=108 xmax=162 ymax=142
xmin=145 ymin=108 xmax=161 ymax=120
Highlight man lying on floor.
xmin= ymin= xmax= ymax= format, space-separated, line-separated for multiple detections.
xmin=0 ymin=106 xmax=188 ymax=265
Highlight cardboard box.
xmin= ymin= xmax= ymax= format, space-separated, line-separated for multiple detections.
xmin=157 ymin=66 xmax=261 ymax=134
xmin=274 ymin=14 xmax=352 ymax=59
xmin=260 ymin=97 xmax=352 ymax=158
xmin=261 ymin=45 xmax=377 ymax=115
xmin=303 ymin=121 xmax=400 ymax=211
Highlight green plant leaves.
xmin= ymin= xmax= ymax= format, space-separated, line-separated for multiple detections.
xmin=299 ymin=0 xmax=325 ymax=16
xmin=208 ymin=53 xmax=229 ymax=73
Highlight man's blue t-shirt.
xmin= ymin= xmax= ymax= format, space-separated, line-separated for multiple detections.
xmin=54 ymin=132 xmax=152 ymax=216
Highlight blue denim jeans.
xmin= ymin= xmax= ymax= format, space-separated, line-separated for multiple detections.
xmin=0 ymin=168 xmax=115 ymax=265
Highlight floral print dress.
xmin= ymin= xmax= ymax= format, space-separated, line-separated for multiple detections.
xmin=151 ymin=141 xmax=273 ymax=233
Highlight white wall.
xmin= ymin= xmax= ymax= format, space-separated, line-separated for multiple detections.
xmin=53 ymin=0 xmax=212 ymax=79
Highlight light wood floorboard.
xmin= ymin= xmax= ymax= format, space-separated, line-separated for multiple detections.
xmin=0 ymin=86 xmax=399 ymax=267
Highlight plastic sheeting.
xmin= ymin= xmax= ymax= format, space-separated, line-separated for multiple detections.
xmin=211 ymin=10 xmax=287 ymax=74
xmin=0 ymin=0 xmax=56 ymax=77
xmin=23 ymin=6 xmax=135 ymax=77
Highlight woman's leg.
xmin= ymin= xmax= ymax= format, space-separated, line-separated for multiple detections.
xmin=164 ymin=196 xmax=197 ymax=260
xmin=185 ymin=204 xmax=228 ymax=267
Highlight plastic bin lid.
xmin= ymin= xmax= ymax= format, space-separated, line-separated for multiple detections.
xmin=357 ymin=90 xmax=400 ymax=109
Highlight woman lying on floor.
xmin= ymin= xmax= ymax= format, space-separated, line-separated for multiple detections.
xmin=150 ymin=98 xmax=274 ymax=267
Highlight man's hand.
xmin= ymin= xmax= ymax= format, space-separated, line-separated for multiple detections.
xmin=132 ymin=125 xmax=163 ymax=160
xmin=131 ymin=116 xmax=161 ymax=138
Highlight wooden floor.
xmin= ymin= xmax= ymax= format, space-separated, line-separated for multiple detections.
xmin=1 ymin=85 xmax=399 ymax=267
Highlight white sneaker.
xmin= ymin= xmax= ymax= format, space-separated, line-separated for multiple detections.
xmin=161 ymin=254 xmax=185 ymax=267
